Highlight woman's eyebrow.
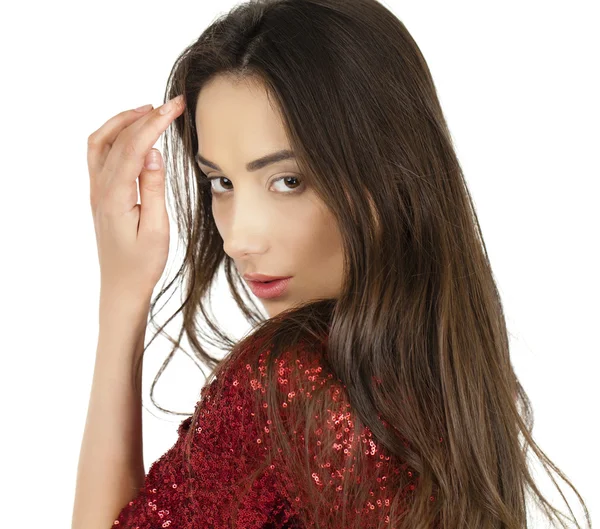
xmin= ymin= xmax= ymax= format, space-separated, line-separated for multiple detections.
xmin=195 ymin=149 xmax=296 ymax=172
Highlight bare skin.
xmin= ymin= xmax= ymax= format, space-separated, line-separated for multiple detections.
xmin=195 ymin=75 xmax=345 ymax=318
xmin=72 ymin=95 xmax=186 ymax=529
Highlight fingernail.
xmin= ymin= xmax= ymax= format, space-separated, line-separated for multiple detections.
xmin=158 ymin=95 xmax=184 ymax=115
xmin=133 ymin=103 xmax=153 ymax=113
xmin=144 ymin=149 xmax=162 ymax=170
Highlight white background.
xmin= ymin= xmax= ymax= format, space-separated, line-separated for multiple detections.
xmin=0 ymin=1 xmax=597 ymax=527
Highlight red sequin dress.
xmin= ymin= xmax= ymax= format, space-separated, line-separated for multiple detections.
xmin=112 ymin=342 xmax=408 ymax=529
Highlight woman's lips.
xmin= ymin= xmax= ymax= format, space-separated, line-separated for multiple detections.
xmin=246 ymin=277 xmax=292 ymax=299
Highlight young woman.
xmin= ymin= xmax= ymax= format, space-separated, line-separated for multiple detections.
xmin=73 ymin=1 xmax=591 ymax=528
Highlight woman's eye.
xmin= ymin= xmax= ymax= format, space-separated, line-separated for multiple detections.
xmin=206 ymin=177 xmax=233 ymax=193
xmin=272 ymin=175 xmax=303 ymax=193
xmin=203 ymin=175 xmax=304 ymax=195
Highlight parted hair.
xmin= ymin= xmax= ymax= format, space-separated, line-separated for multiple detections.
xmin=135 ymin=1 xmax=592 ymax=528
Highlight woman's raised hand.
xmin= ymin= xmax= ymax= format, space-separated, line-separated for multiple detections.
xmin=87 ymin=95 xmax=186 ymax=302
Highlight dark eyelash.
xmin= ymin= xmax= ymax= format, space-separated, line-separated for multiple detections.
xmin=198 ymin=169 xmax=211 ymax=185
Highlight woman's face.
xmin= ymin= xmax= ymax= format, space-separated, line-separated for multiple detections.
xmin=194 ymin=75 xmax=344 ymax=318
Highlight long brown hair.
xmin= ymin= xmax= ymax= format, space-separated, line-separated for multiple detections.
xmin=133 ymin=1 xmax=592 ymax=527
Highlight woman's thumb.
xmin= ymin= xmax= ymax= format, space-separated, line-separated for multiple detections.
xmin=138 ymin=148 xmax=168 ymax=235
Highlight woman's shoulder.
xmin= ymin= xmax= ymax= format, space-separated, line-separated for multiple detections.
xmin=210 ymin=331 xmax=332 ymax=389
xmin=181 ymin=332 xmax=343 ymax=443
xmin=232 ymin=333 xmax=340 ymax=406
xmin=175 ymin=333 xmax=407 ymax=528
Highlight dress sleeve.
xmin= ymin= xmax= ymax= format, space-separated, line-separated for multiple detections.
xmin=112 ymin=351 xmax=300 ymax=529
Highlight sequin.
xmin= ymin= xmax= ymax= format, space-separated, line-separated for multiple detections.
xmin=112 ymin=340 xmax=410 ymax=528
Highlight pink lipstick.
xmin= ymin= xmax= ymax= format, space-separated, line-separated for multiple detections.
xmin=243 ymin=274 xmax=292 ymax=299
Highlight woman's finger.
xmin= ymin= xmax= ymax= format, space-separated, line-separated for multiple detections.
xmin=87 ymin=104 xmax=154 ymax=178
xmin=138 ymin=149 xmax=169 ymax=236
xmin=101 ymin=95 xmax=185 ymax=193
